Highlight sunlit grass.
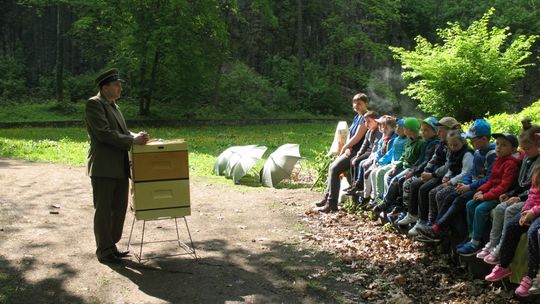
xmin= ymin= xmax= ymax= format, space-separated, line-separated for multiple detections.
xmin=0 ymin=123 xmax=336 ymax=178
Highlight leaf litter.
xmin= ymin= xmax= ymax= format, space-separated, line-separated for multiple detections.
xmin=301 ymin=210 xmax=522 ymax=303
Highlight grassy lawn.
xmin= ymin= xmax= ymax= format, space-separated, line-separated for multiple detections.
xmin=0 ymin=123 xmax=336 ymax=181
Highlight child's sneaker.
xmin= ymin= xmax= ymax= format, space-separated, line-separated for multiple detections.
xmin=456 ymin=242 xmax=482 ymax=256
xmin=483 ymin=251 xmax=500 ymax=265
xmin=476 ymin=243 xmax=492 ymax=259
xmin=529 ymin=276 xmax=540 ymax=295
xmin=416 ymin=226 xmax=440 ymax=242
xmin=515 ymin=276 xmax=533 ymax=297
xmin=408 ymin=222 xmax=423 ymax=236
xmin=485 ymin=265 xmax=512 ymax=282
xmin=397 ymin=212 xmax=418 ymax=226
xmin=456 ymin=239 xmax=470 ymax=251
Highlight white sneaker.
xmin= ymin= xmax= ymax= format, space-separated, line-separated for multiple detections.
xmin=408 ymin=222 xmax=422 ymax=236
xmin=397 ymin=213 xmax=418 ymax=226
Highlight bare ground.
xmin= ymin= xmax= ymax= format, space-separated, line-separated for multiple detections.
xmin=0 ymin=158 xmax=347 ymax=304
xmin=2 ymin=158 xmax=538 ymax=304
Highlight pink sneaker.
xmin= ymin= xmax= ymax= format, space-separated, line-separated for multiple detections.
xmin=476 ymin=244 xmax=492 ymax=259
xmin=515 ymin=276 xmax=533 ymax=297
xmin=485 ymin=265 xmax=512 ymax=282
xmin=483 ymin=252 xmax=500 ymax=265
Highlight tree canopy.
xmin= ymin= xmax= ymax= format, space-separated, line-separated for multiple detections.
xmin=1 ymin=1 xmax=540 ymax=119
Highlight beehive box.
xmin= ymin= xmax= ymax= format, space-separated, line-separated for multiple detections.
xmin=130 ymin=140 xmax=190 ymax=220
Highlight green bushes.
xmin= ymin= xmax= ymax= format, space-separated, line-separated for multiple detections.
xmin=0 ymin=56 xmax=25 ymax=101
xmin=64 ymin=72 xmax=98 ymax=101
xmin=485 ymin=99 xmax=540 ymax=134
xmin=217 ymin=62 xmax=292 ymax=118
xmin=391 ymin=8 xmax=537 ymax=121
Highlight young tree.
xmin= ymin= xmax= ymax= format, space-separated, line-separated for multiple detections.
xmin=390 ymin=8 xmax=537 ymax=121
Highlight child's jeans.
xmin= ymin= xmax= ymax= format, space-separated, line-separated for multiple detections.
xmin=466 ymin=199 xmax=498 ymax=242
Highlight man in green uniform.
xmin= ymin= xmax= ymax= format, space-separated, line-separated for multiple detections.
xmin=86 ymin=68 xmax=148 ymax=264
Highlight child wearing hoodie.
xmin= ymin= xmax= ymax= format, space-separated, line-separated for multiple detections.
xmin=457 ymin=133 xmax=522 ymax=256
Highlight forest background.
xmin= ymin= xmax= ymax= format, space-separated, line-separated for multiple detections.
xmin=1 ymin=0 xmax=540 ymax=121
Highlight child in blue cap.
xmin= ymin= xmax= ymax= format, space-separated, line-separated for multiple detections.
xmin=416 ymin=119 xmax=496 ymax=243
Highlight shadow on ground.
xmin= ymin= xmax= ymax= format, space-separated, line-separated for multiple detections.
xmin=0 ymin=255 xmax=84 ymax=304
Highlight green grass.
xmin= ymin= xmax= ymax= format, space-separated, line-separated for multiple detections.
xmin=0 ymin=123 xmax=335 ymax=179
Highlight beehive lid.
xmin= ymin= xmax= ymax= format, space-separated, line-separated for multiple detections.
xmin=131 ymin=139 xmax=188 ymax=153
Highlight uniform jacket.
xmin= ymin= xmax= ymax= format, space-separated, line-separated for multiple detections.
xmin=477 ymin=152 xmax=522 ymax=201
xmin=86 ymin=92 xmax=134 ymax=179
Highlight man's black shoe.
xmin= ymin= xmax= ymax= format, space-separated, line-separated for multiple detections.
xmin=113 ymin=250 xmax=130 ymax=258
xmin=98 ymin=253 xmax=122 ymax=264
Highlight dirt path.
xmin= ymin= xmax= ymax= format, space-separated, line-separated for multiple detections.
xmin=0 ymin=158 xmax=348 ymax=304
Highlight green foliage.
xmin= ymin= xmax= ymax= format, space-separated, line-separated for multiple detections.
xmin=269 ymin=56 xmax=346 ymax=115
xmin=216 ymin=61 xmax=292 ymax=118
xmin=0 ymin=56 xmax=25 ymax=100
xmin=485 ymin=99 xmax=540 ymax=135
xmin=64 ymin=72 xmax=98 ymax=101
xmin=311 ymin=150 xmax=335 ymax=190
xmin=391 ymin=8 xmax=537 ymax=121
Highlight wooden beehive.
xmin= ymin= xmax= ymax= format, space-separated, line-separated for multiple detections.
xmin=130 ymin=140 xmax=190 ymax=220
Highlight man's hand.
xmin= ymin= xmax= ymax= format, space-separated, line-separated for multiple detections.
xmin=519 ymin=210 xmax=536 ymax=226
xmin=499 ymin=194 xmax=509 ymax=203
xmin=133 ymin=131 xmax=149 ymax=145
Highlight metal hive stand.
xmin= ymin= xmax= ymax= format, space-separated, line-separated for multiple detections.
xmin=126 ymin=215 xmax=198 ymax=263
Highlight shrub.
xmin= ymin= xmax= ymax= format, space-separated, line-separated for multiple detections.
xmin=0 ymin=56 xmax=25 ymax=101
xmin=64 ymin=72 xmax=98 ymax=101
xmin=217 ymin=61 xmax=292 ymax=118
xmin=484 ymin=99 xmax=540 ymax=135
xmin=391 ymin=8 xmax=537 ymax=121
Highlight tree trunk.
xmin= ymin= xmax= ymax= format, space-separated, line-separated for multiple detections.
xmin=142 ymin=50 xmax=161 ymax=115
xmin=55 ymin=3 xmax=64 ymax=104
xmin=296 ymin=0 xmax=304 ymax=105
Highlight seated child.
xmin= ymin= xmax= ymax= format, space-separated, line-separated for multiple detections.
xmin=413 ymin=119 xmax=496 ymax=242
xmin=457 ymin=133 xmax=522 ymax=256
xmin=398 ymin=117 xmax=460 ymax=227
xmin=347 ymin=111 xmax=382 ymax=195
xmin=378 ymin=117 xmax=440 ymax=221
xmin=353 ymin=115 xmax=397 ymax=203
xmin=373 ymin=117 xmax=425 ymax=213
xmin=368 ymin=119 xmax=407 ymax=204
xmin=485 ymin=162 xmax=540 ymax=297
xmin=479 ymin=121 xmax=540 ymax=264
xmin=416 ymin=131 xmax=473 ymax=240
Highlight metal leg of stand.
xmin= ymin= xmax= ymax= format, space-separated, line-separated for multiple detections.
xmin=126 ymin=214 xmax=136 ymax=252
xmin=182 ymin=217 xmax=197 ymax=259
xmin=138 ymin=220 xmax=146 ymax=263
xmin=127 ymin=216 xmax=197 ymax=263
